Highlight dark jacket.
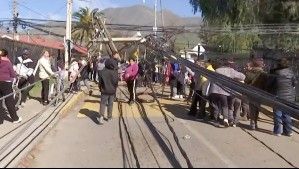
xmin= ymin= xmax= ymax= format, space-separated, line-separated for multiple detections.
xmin=80 ymin=64 xmax=89 ymax=80
xmin=245 ymin=67 xmax=268 ymax=91
xmin=99 ymin=59 xmax=119 ymax=95
xmin=267 ymin=67 xmax=297 ymax=102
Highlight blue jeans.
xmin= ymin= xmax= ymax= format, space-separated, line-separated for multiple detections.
xmin=274 ymin=110 xmax=293 ymax=135
xmin=57 ymin=71 xmax=65 ymax=92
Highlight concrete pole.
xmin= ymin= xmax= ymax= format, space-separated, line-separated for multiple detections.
xmin=65 ymin=0 xmax=72 ymax=70
xmin=154 ymin=0 xmax=157 ymax=38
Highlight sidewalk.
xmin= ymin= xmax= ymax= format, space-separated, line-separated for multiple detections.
xmin=0 ymin=89 xmax=85 ymax=168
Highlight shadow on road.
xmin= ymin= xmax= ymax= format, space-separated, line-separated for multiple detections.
xmin=79 ymin=108 xmax=100 ymax=125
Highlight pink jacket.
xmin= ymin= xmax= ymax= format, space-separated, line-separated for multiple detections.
xmin=124 ymin=63 xmax=139 ymax=81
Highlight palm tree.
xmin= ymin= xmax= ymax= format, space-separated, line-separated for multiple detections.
xmin=72 ymin=7 xmax=99 ymax=46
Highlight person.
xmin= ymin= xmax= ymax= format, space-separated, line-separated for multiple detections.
xmin=92 ymin=56 xmax=98 ymax=83
xmin=209 ymin=61 xmax=246 ymax=127
xmin=57 ymin=55 xmax=65 ymax=94
xmin=159 ymin=61 xmax=167 ymax=85
xmin=13 ymin=48 xmax=35 ymax=107
xmin=267 ymin=58 xmax=297 ymax=137
xmin=227 ymin=62 xmax=245 ymax=127
xmin=177 ymin=66 xmax=186 ymax=99
xmin=188 ymin=59 xmax=215 ymax=119
xmin=245 ymin=56 xmax=268 ymax=130
xmin=124 ymin=56 xmax=139 ymax=105
xmin=118 ymin=61 xmax=123 ymax=82
xmin=0 ymin=49 xmax=22 ymax=123
xmin=97 ymin=57 xmax=106 ymax=88
xmin=38 ymin=50 xmax=56 ymax=105
xmin=79 ymin=57 xmax=93 ymax=96
xmin=170 ymin=62 xmax=179 ymax=99
xmin=69 ymin=59 xmax=80 ymax=93
xmin=98 ymin=59 xmax=119 ymax=124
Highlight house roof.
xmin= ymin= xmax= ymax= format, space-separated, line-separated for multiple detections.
xmin=0 ymin=34 xmax=88 ymax=55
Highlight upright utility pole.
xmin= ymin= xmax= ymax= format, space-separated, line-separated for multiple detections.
xmin=65 ymin=0 xmax=72 ymax=69
xmin=13 ymin=0 xmax=18 ymax=60
xmin=160 ymin=0 xmax=164 ymax=29
xmin=154 ymin=0 xmax=157 ymax=38
xmin=13 ymin=0 xmax=18 ymax=38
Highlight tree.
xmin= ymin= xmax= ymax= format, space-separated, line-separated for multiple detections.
xmin=190 ymin=0 xmax=299 ymax=52
xmin=72 ymin=7 xmax=99 ymax=46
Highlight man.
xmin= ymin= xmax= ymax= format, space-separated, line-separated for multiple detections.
xmin=124 ymin=56 xmax=139 ymax=105
xmin=98 ymin=59 xmax=119 ymax=124
xmin=14 ymin=48 xmax=35 ymax=107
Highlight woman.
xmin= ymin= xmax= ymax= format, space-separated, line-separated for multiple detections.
xmin=268 ymin=58 xmax=297 ymax=137
xmin=124 ymin=56 xmax=139 ymax=105
xmin=0 ymin=49 xmax=22 ymax=123
xmin=38 ymin=50 xmax=55 ymax=105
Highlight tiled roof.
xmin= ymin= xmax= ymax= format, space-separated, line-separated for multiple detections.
xmin=0 ymin=34 xmax=88 ymax=55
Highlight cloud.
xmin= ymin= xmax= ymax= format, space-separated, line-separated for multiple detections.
xmin=73 ymin=0 xmax=119 ymax=11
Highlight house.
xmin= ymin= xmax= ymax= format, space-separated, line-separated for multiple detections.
xmin=0 ymin=34 xmax=88 ymax=57
xmin=179 ymin=43 xmax=206 ymax=62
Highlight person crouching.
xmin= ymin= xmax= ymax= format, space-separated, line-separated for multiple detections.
xmin=98 ymin=59 xmax=119 ymax=125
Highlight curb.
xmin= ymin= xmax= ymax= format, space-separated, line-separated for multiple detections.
xmin=60 ymin=91 xmax=85 ymax=115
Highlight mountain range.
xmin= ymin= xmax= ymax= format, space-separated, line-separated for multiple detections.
xmin=1 ymin=5 xmax=202 ymax=49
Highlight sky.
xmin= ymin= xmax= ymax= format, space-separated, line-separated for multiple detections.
xmin=0 ymin=0 xmax=200 ymax=21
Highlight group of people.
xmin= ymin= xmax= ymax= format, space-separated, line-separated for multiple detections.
xmin=1 ymin=47 xmax=297 ymax=137
xmin=184 ymin=53 xmax=297 ymax=137
xmin=135 ymin=53 xmax=297 ymax=137
xmin=0 ymin=48 xmax=64 ymax=124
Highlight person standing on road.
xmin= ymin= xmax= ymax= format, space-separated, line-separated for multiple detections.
xmin=96 ymin=57 xmax=106 ymax=88
xmin=38 ymin=50 xmax=56 ymax=106
xmin=79 ymin=57 xmax=93 ymax=96
xmin=268 ymin=58 xmax=297 ymax=137
xmin=245 ymin=55 xmax=268 ymax=130
xmin=13 ymin=48 xmax=35 ymax=107
xmin=0 ymin=49 xmax=22 ymax=123
xmin=124 ymin=56 xmax=139 ymax=105
xmin=98 ymin=59 xmax=119 ymax=124
xmin=209 ymin=62 xmax=246 ymax=128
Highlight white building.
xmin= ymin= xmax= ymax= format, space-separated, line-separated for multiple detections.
xmin=179 ymin=43 xmax=206 ymax=62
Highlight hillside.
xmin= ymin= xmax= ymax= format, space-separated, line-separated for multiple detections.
xmin=17 ymin=5 xmax=202 ymax=49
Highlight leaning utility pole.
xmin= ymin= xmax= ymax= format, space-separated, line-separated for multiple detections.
xmin=65 ymin=0 xmax=72 ymax=70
